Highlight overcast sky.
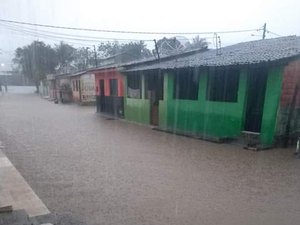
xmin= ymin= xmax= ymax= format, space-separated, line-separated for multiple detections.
xmin=1 ymin=0 xmax=299 ymax=71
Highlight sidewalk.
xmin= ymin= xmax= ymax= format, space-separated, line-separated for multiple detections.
xmin=0 ymin=141 xmax=49 ymax=217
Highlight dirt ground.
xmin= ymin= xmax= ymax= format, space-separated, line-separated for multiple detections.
xmin=0 ymin=93 xmax=300 ymax=225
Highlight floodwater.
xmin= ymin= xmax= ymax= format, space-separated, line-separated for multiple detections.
xmin=0 ymin=93 xmax=300 ymax=225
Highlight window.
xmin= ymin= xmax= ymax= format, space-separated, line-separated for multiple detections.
xmin=109 ymin=79 xmax=118 ymax=96
xmin=127 ymin=74 xmax=141 ymax=98
xmin=145 ymin=74 xmax=163 ymax=100
xmin=206 ymin=68 xmax=239 ymax=102
xmin=174 ymin=68 xmax=199 ymax=100
xmin=72 ymin=80 xmax=75 ymax=91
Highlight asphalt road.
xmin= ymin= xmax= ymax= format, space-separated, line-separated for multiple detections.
xmin=0 ymin=93 xmax=300 ymax=225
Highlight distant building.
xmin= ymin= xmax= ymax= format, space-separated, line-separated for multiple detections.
xmin=92 ymin=66 xmax=124 ymax=118
xmin=120 ymin=36 xmax=300 ymax=149
xmin=70 ymin=71 xmax=96 ymax=105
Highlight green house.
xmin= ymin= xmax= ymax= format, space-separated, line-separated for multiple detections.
xmin=121 ymin=36 xmax=300 ymax=148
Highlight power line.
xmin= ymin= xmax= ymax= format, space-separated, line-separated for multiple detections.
xmin=0 ymin=24 xmax=95 ymax=47
xmin=0 ymin=22 xmax=153 ymax=42
xmin=0 ymin=18 xmax=261 ymax=35
xmin=0 ymin=22 xmax=216 ymax=46
xmin=0 ymin=23 xmax=123 ymax=46
xmin=0 ymin=22 xmax=149 ymax=43
xmin=267 ymin=30 xmax=282 ymax=37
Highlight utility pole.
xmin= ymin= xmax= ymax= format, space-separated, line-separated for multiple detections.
xmin=214 ymin=33 xmax=222 ymax=55
xmin=93 ymin=45 xmax=98 ymax=68
xmin=262 ymin=23 xmax=267 ymax=40
xmin=154 ymin=39 xmax=162 ymax=98
xmin=153 ymin=39 xmax=160 ymax=60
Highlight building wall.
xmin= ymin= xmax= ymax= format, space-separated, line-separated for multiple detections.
xmin=56 ymin=77 xmax=73 ymax=102
xmin=94 ymin=70 xmax=124 ymax=97
xmin=276 ymin=59 xmax=300 ymax=141
xmin=159 ymin=66 xmax=284 ymax=146
xmin=39 ymin=80 xmax=49 ymax=97
xmin=80 ymin=73 xmax=96 ymax=103
xmin=124 ymin=74 xmax=151 ymax=124
xmin=71 ymin=76 xmax=81 ymax=102
xmin=47 ymin=80 xmax=56 ymax=99
xmin=159 ymin=69 xmax=248 ymax=139
xmin=260 ymin=66 xmax=283 ymax=146
xmin=122 ymin=65 xmax=286 ymax=146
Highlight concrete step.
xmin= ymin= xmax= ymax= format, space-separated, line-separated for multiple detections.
xmin=0 ymin=209 xmax=30 ymax=225
xmin=0 ymin=209 xmax=55 ymax=225
xmin=33 ymin=212 xmax=90 ymax=225
xmin=0 ymin=189 xmax=13 ymax=213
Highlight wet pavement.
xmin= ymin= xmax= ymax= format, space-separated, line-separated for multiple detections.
xmin=0 ymin=93 xmax=300 ymax=225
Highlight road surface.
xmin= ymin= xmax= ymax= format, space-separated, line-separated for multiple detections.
xmin=0 ymin=93 xmax=300 ymax=225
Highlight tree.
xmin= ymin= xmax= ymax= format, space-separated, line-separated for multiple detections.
xmin=97 ymin=41 xmax=152 ymax=63
xmin=186 ymin=35 xmax=208 ymax=50
xmin=155 ymin=36 xmax=208 ymax=56
xmin=54 ymin=42 xmax=76 ymax=74
xmin=97 ymin=41 xmax=122 ymax=58
xmin=156 ymin=37 xmax=185 ymax=56
xmin=13 ymin=41 xmax=57 ymax=92
xmin=73 ymin=47 xmax=95 ymax=70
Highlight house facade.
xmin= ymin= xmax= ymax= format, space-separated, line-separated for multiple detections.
xmin=55 ymin=73 xmax=73 ymax=103
xmin=70 ymin=71 xmax=96 ymax=104
xmin=121 ymin=36 xmax=300 ymax=148
xmin=46 ymin=74 xmax=57 ymax=100
xmin=93 ymin=67 xmax=124 ymax=117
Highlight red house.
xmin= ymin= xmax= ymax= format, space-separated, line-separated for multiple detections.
xmin=92 ymin=67 xmax=124 ymax=117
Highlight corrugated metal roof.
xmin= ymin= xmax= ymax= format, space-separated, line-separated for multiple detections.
xmin=124 ymin=36 xmax=300 ymax=72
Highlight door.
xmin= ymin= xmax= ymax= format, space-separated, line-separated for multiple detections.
xmin=78 ymin=80 xmax=82 ymax=102
xmin=146 ymin=74 xmax=163 ymax=126
xmin=244 ymin=67 xmax=268 ymax=133
xmin=150 ymin=91 xmax=159 ymax=125
xmin=99 ymin=80 xmax=105 ymax=112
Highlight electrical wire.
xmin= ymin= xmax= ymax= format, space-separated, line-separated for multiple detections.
xmin=0 ymin=23 xmax=136 ymax=43
xmin=266 ymin=30 xmax=282 ymax=37
xmin=0 ymin=18 xmax=261 ymax=35
xmin=0 ymin=22 xmax=216 ymax=47
xmin=0 ymin=22 xmax=153 ymax=42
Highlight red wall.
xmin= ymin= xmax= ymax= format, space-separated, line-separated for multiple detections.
xmin=94 ymin=69 xmax=124 ymax=97
xmin=280 ymin=59 xmax=300 ymax=107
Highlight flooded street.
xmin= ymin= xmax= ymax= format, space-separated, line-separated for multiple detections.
xmin=0 ymin=93 xmax=300 ymax=225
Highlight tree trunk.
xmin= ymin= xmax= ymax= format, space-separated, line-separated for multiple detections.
xmin=35 ymin=82 xmax=40 ymax=94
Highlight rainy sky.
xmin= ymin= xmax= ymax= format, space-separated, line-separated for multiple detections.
xmin=0 ymin=0 xmax=300 ymax=71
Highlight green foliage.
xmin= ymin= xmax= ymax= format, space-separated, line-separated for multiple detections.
xmin=12 ymin=36 xmax=207 ymax=89
xmin=13 ymin=41 xmax=57 ymax=87
xmin=97 ymin=41 xmax=152 ymax=63
xmin=73 ymin=47 xmax=95 ymax=70
xmin=155 ymin=36 xmax=208 ymax=56
xmin=156 ymin=37 xmax=184 ymax=55
xmin=54 ymin=41 xmax=76 ymax=71
xmin=186 ymin=35 xmax=208 ymax=50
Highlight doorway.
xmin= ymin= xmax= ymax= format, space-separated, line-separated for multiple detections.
xmin=99 ymin=80 xmax=105 ymax=112
xmin=145 ymin=74 xmax=163 ymax=126
xmin=244 ymin=67 xmax=268 ymax=133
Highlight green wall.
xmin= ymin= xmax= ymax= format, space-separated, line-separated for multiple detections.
xmin=260 ymin=66 xmax=283 ymax=146
xmin=159 ymin=69 xmax=248 ymax=139
xmin=124 ymin=74 xmax=150 ymax=124
xmin=124 ymin=65 xmax=284 ymax=146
